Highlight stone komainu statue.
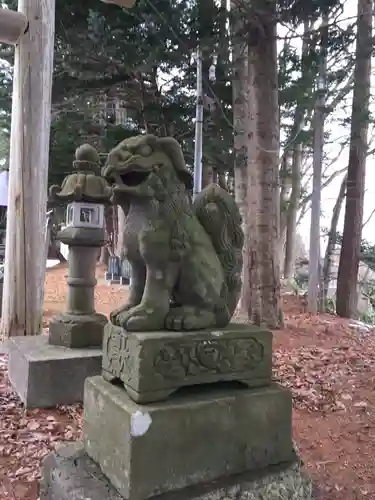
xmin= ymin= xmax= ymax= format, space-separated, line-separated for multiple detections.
xmin=102 ymin=134 xmax=244 ymax=332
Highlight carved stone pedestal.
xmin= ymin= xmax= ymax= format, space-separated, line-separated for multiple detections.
xmin=40 ymin=324 xmax=312 ymax=499
xmin=102 ymin=323 xmax=272 ymax=403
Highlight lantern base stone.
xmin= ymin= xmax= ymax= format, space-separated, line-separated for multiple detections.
xmin=7 ymin=335 xmax=102 ymax=408
xmin=49 ymin=312 xmax=108 ymax=348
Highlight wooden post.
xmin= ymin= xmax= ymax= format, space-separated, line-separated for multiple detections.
xmin=1 ymin=0 xmax=55 ymax=338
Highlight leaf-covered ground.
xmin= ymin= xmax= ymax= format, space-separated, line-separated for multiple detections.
xmin=1 ymin=265 xmax=375 ymax=499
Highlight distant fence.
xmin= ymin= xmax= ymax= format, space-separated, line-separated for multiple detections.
xmin=106 ymin=255 xmax=131 ymax=283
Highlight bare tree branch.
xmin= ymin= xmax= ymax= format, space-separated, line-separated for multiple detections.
xmin=301 ymin=165 xmax=348 ymax=206
xmin=362 ymin=207 xmax=375 ymax=229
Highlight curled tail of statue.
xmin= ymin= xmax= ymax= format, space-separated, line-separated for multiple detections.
xmin=193 ymin=184 xmax=244 ymax=326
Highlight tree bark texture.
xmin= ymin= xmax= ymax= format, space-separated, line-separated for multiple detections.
xmin=283 ymin=21 xmax=310 ymax=279
xmin=231 ymin=0 xmax=249 ymax=314
xmin=336 ymin=0 xmax=372 ymax=318
xmin=322 ymin=174 xmax=347 ymax=305
xmin=246 ymin=0 xmax=283 ymax=328
xmin=284 ymin=141 xmax=302 ymax=279
xmin=307 ymin=13 xmax=329 ymax=314
xmin=279 ymin=153 xmax=292 ymax=270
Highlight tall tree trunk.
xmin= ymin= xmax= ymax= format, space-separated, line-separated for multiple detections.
xmin=231 ymin=1 xmax=249 ymax=314
xmin=322 ymin=174 xmax=347 ymax=305
xmin=246 ymin=0 xmax=283 ymax=328
xmin=336 ymin=0 xmax=372 ymax=318
xmin=283 ymin=21 xmax=310 ymax=279
xmin=279 ymin=153 xmax=292 ymax=270
xmin=307 ymin=13 xmax=329 ymax=314
xmin=283 ymin=142 xmax=302 ymax=279
xmin=245 ymin=47 xmax=261 ymax=323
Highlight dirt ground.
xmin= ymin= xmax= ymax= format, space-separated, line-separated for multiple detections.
xmin=1 ymin=263 xmax=375 ymax=499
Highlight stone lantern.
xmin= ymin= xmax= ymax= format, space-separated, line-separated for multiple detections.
xmin=48 ymin=144 xmax=112 ymax=348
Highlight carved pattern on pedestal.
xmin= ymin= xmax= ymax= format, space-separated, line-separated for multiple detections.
xmin=103 ymin=328 xmax=132 ymax=378
xmin=103 ymin=325 xmax=265 ymax=383
xmin=153 ymin=338 xmax=264 ymax=379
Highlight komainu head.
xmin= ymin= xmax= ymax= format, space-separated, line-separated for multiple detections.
xmin=102 ymin=134 xmax=193 ymax=202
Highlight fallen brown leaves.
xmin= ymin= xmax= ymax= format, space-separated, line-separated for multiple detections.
xmin=273 ymin=304 xmax=375 ymax=500
xmin=0 ymin=353 xmax=83 ymax=497
xmin=1 ymin=267 xmax=375 ymax=499
xmin=273 ymin=341 xmax=375 ymax=412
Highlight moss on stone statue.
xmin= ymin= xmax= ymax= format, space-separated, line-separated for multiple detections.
xmin=102 ymin=134 xmax=244 ymax=332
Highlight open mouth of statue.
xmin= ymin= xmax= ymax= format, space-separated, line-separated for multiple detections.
xmin=119 ymin=169 xmax=151 ymax=187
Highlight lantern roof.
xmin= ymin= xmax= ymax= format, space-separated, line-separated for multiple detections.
xmin=49 ymin=144 xmax=112 ymax=204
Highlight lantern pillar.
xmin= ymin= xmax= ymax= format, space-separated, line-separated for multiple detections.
xmin=49 ymin=225 xmax=107 ymax=348
xmin=65 ymin=235 xmax=101 ymax=316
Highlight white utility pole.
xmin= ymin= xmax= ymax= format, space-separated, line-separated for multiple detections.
xmin=193 ymin=47 xmax=203 ymax=198
xmin=1 ymin=0 xmax=55 ymax=338
xmin=307 ymin=13 xmax=328 ymax=314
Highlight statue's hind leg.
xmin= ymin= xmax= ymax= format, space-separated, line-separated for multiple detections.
xmin=165 ymin=306 xmax=216 ymax=331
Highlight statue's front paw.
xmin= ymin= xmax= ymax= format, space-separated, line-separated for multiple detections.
xmin=114 ymin=308 xmax=135 ymax=329
xmin=115 ymin=304 xmax=167 ymax=332
xmin=110 ymin=304 xmax=133 ymax=325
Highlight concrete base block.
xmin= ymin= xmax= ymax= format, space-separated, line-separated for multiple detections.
xmin=84 ymin=376 xmax=295 ymax=500
xmin=7 ymin=336 xmax=102 ymax=408
xmin=40 ymin=442 xmax=313 ymax=500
